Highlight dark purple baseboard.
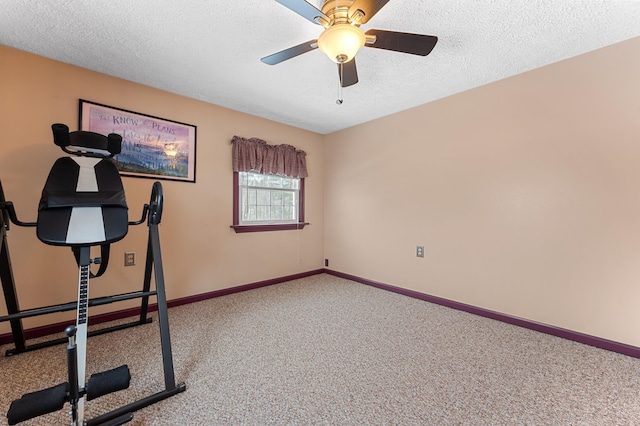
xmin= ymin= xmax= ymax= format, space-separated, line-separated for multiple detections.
xmin=165 ymin=269 xmax=325 ymax=308
xmin=0 ymin=269 xmax=325 ymax=346
xmin=5 ymin=267 xmax=637 ymax=359
xmin=325 ymin=269 xmax=640 ymax=359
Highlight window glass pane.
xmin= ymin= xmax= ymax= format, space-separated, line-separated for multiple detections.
xmin=283 ymin=205 xmax=294 ymax=221
xmin=256 ymin=189 xmax=270 ymax=206
xmin=256 ymin=206 xmax=269 ymax=221
xmin=271 ymin=205 xmax=283 ymax=220
xmin=248 ymin=189 xmax=257 ymax=205
xmin=239 ymin=172 xmax=248 ymax=185
xmin=271 ymin=190 xmax=283 ymax=205
xmin=253 ymin=173 xmax=269 ymax=187
xmin=238 ymin=172 xmax=301 ymax=225
xmin=244 ymin=206 xmax=256 ymax=221
xmin=268 ymin=175 xmax=283 ymax=188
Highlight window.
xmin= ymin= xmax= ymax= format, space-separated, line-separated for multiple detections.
xmin=238 ymin=172 xmax=299 ymax=223
xmin=231 ymin=171 xmax=307 ymax=233
xmin=230 ymin=135 xmax=309 ymax=233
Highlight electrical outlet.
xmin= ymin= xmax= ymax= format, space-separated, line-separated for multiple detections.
xmin=325 ymin=259 xmax=329 ymax=267
xmin=416 ymin=245 xmax=424 ymax=258
xmin=124 ymin=252 xmax=136 ymax=266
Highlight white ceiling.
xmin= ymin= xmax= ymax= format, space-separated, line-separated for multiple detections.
xmin=2 ymin=1 xmax=640 ymax=134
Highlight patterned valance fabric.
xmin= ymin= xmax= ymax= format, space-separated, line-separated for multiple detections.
xmin=231 ymin=136 xmax=308 ymax=178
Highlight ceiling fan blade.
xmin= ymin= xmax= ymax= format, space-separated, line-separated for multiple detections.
xmin=365 ymin=29 xmax=438 ymax=56
xmin=349 ymin=0 xmax=391 ymax=24
xmin=261 ymin=40 xmax=318 ymax=65
xmin=338 ymin=59 xmax=358 ymax=87
xmin=275 ymin=0 xmax=329 ymax=25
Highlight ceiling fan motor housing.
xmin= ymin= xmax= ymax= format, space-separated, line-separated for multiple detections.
xmin=320 ymin=0 xmax=358 ymax=24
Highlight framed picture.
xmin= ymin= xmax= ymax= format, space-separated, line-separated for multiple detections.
xmin=79 ymin=99 xmax=197 ymax=182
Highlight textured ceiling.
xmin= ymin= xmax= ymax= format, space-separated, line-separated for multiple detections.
xmin=2 ymin=1 xmax=640 ymax=134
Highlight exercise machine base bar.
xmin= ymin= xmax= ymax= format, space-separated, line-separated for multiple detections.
xmin=1 ymin=290 xmax=157 ymax=356
xmin=87 ymin=383 xmax=187 ymax=426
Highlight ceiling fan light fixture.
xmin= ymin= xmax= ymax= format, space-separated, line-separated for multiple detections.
xmin=318 ymin=23 xmax=365 ymax=63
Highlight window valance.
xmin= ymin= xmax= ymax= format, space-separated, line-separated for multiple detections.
xmin=231 ymin=136 xmax=308 ymax=179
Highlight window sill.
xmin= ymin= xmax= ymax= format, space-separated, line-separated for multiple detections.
xmin=231 ymin=223 xmax=309 ymax=233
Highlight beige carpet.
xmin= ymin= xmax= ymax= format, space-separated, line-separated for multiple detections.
xmin=2 ymin=273 xmax=640 ymax=425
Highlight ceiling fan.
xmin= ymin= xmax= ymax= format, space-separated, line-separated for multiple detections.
xmin=261 ymin=0 xmax=438 ymax=88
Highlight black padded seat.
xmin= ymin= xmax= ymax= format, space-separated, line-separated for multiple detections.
xmin=36 ymin=156 xmax=128 ymax=247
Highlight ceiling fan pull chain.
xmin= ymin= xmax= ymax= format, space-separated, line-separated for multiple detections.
xmin=337 ymin=62 xmax=344 ymax=105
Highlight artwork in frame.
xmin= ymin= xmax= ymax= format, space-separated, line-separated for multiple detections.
xmin=79 ymin=99 xmax=197 ymax=182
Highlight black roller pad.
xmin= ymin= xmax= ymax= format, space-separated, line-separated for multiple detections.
xmin=86 ymin=365 xmax=131 ymax=401
xmin=6 ymin=382 xmax=68 ymax=425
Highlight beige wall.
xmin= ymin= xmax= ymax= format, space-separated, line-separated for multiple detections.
xmin=324 ymin=36 xmax=640 ymax=347
xmin=3 ymin=36 xmax=640 ymax=348
xmin=0 ymin=46 xmax=324 ymax=333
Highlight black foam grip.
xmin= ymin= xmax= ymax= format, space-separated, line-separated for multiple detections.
xmin=149 ymin=182 xmax=164 ymax=225
xmin=107 ymin=133 xmax=122 ymax=155
xmin=6 ymin=382 xmax=68 ymax=425
xmin=86 ymin=365 xmax=131 ymax=401
xmin=51 ymin=123 xmax=70 ymax=147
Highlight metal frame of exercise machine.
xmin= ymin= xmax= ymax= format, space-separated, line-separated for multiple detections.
xmin=0 ymin=124 xmax=186 ymax=425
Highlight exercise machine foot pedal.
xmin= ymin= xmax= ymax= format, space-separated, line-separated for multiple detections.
xmin=6 ymin=382 xmax=68 ymax=425
xmin=86 ymin=365 xmax=131 ymax=401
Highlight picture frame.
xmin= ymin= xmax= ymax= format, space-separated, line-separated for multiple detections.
xmin=79 ymin=99 xmax=197 ymax=182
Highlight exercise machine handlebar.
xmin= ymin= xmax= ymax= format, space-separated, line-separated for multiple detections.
xmin=1 ymin=185 xmax=161 ymax=229
xmin=0 ymin=201 xmax=36 ymax=229
xmin=0 ymin=180 xmax=36 ymax=229
xmin=126 ymin=181 xmax=164 ymax=226
xmin=127 ymin=182 xmax=163 ymax=226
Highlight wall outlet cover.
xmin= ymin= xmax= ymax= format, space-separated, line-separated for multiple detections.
xmin=124 ymin=252 xmax=136 ymax=266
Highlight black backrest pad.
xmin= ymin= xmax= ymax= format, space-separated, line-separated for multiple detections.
xmin=37 ymin=157 xmax=128 ymax=246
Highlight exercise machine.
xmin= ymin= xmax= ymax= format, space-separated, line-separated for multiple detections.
xmin=1 ymin=124 xmax=186 ymax=425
